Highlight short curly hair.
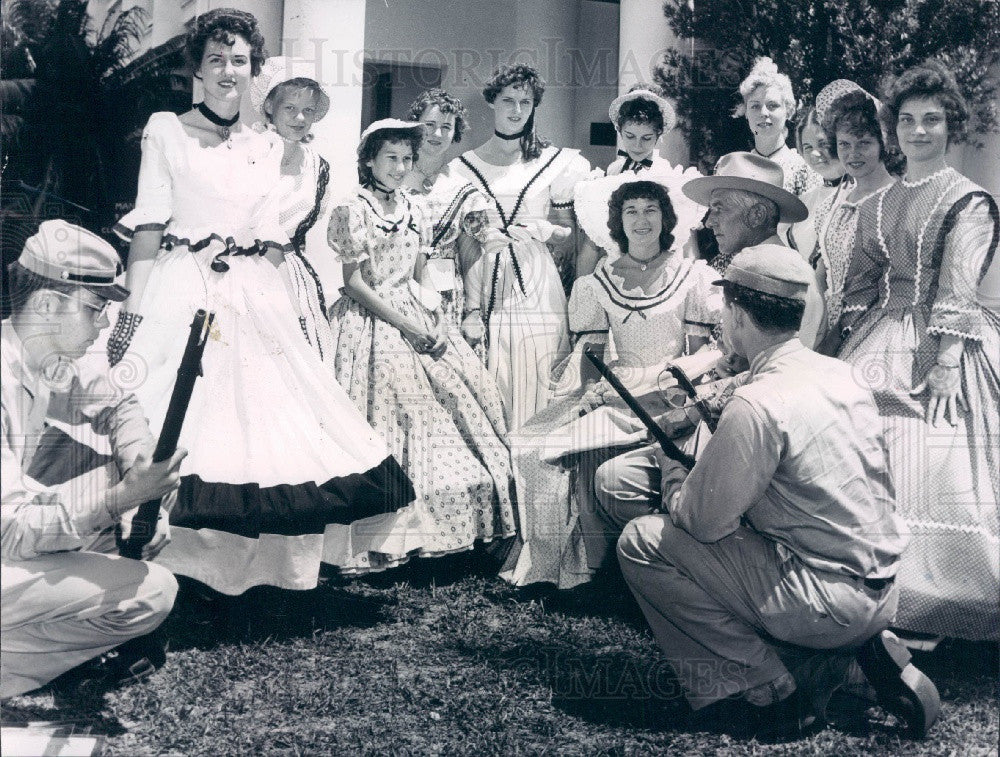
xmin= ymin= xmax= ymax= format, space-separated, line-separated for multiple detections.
xmin=186 ymin=8 xmax=267 ymax=77
xmin=615 ymin=84 xmax=664 ymax=134
xmin=881 ymin=60 xmax=970 ymax=149
xmin=483 ymin=64 xmax=545 ymax=106
xmin=357 ymin=128 xmax=423 ymax=186
xmin=822 ymin=90 xmax=889 ymax=162
xmin=607 ymin=181 xmax=678 ymax=255
xmin=406 ymin=88 xmax=469 ymax=144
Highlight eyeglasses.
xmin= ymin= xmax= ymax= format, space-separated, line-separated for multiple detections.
xmin=50 ymin=290 xmax=112 ymax=320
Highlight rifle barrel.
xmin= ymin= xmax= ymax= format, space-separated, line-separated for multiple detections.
xmin=584 ymin=348 xmax=696 ymax=470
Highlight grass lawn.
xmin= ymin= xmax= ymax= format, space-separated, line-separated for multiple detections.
xmin=4 ymin=553 xmax=998 ymax=755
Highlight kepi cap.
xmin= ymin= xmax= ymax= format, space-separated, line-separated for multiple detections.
xmin=19 ymin=220 xmax=129 ymax=301
xmin=713 ymin=243 xmax=814 ymax=300
xmin=682 ymin=151 xmax=808 ymax=223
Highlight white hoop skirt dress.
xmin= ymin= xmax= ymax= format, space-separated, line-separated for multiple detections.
xmin=112 ymin=113 xmax=423 ymax=594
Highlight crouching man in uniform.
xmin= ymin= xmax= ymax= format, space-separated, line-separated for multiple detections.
xmin=1 ymin=220 xmax=185 ymax=698
xmin=612 ymin=243 xmax=940 ymax=738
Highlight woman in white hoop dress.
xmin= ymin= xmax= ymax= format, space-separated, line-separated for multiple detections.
xmin=108 ymin=10 xmax=418 ymax=595
xmin=452 ymin=64 xmax=590 ymax=429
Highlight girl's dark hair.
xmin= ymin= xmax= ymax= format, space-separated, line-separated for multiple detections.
xmin=722 ymin=281 xmax=805 ymax=332
xmin=482 ymin=64 xmax=550 ymax=161
xmin=616 ymin=98 xmax=665 ymax=133
xmin=607 ymin=181 xmax=678 ymax=255
xmin=880 ymin=60 xmax=970 ymax=149
xmin=823 ymin=90 xmax=891 ymax=163
xmin=794 ymin=106 xmax=821 ymax=153
xmin=357 ymin=128 xmax=423 ymax=185
xmin=186 ymin=8 xmax=267 ymax=77
xmin=407 ymin=88 xmax=469 ymax=144
xmin=615 ymin=82 xmax=668 ymax=132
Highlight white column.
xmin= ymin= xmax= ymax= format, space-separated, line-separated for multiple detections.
xmin=281 ymin=0 xmax=367 ymax=292
xmin=618 ymin=0 xmax=689 ymax=166
xmin=513 ymin=0 xmax=580 ymax=151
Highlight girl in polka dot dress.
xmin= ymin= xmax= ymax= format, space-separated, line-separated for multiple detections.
xmin=327 ymin=120 xmax=517 ymax=563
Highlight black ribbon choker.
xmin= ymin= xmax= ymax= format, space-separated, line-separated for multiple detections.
xmin=495 ymin=128 xmax=525 ymax=141
xmin=196 ymin=102 xmax=240 ymax=128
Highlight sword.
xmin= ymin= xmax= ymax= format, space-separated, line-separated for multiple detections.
xmin=584 ymin=348 xmax=696 ymax=470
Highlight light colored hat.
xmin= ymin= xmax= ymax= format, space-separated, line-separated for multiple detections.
xmin=815 ymin=79 xmax=880 ymax=123
xmin=609 ymin=89 xmax=676 ymax=132
xmin=358 ymin=118 xmax=424 ymax=155
xmin=248 ymin=56 xmax=330 ymax=126
xmin=712 ymin=242 xmax=814 ymax=300
xmin=681 ymin=151 xmax=808 ymax=223
xmin=19 ymin=220 xmax=128 ymax=301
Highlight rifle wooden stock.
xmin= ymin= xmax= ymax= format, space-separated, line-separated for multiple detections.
xmin=119 ymin=310 xmax=213 ymax=559
xmin=584 ymin=348 xmax=696 ymax=470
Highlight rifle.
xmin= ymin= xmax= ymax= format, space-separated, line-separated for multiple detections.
xmin=666 ymin=364 xmax=718 ymax=433
xmin=584 ymin=348 xmax=696 ymax=470
xmin=119 ymin=309 xmax=214 ymax=560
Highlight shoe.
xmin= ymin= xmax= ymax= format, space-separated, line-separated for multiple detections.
xmin=50 ymin=633 xmax=166 ymax=695
xmin=687 ymin=694 xmax=818 ymax=741
xmin=789 ymin=649 xmax=856 ymax=724
xmin=857 ymin=630 xmax=941 ymax=738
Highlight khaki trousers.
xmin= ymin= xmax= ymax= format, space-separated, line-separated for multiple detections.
xmin=617 ymin=515 xmax=898 ymax=710
xmin=1 ymin=533 xmax=177 ymax=698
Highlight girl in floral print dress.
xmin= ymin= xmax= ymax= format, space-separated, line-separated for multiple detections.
xmin=327 ymin=120 xmax=517 ymax=562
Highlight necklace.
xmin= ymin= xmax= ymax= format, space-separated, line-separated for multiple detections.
xmin=754 ymin=143 xmax=784 ymax=159
xmin=626 ymin=248 xmax=666 ymax=271
xmin=196 ymin=102 xmax=239 ymax=143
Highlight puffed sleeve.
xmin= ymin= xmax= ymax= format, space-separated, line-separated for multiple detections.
xmin=839 ymin=193 xmax=885 ymax=333
xmin=568 ymin=275 xmax=609 ymax=334
xmin=550 ymin=151 xmax=592 ymax=209
xmin=928 ymin=193 xmax=999 ymax=342
xmin=114 ymin=112 xmax=174 ymax=241
xmin=683 ymin=260 xmax=723 ymax=340
xmin=327 ymin=199 xmax=369 ymax=264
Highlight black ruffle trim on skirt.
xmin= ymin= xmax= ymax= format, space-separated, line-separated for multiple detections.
xmin=169 ymin=455 xmax=415 ymax=537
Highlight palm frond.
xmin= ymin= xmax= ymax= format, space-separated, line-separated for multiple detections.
xmin=93 ymin=6 xmax=149 ymax=78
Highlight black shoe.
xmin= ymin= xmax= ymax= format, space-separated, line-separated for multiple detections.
xmin=857 ymin=630 xmax=941 ymax=738
xmin=687 ymin=693 xmax=818 ymax=740
xmin=49 ymin=633 xmax=166 ymax=695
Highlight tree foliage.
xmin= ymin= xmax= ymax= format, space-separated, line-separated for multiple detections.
xmin=654 ymin=0 xmax=1000 ymax=167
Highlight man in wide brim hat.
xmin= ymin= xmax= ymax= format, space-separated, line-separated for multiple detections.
xmin=682 ymin=151 xmax=808 ymax=223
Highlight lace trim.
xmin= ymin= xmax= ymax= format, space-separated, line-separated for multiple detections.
xmin=875 ymin=191 xmax=893 ymax=309
xmin=901 ymin=166 xmax=953 ymax=188
xmin=904 ymin=518 xmax=1000 ymax=538
xmin=925 ymin=324 xmax=982 ymax=341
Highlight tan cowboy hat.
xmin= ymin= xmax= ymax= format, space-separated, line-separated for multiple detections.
xmin=608 ymin=89 xmax=677 ymax=132
xmin=249 ymin=56 xmax=330 ymax=127
xmin=682 ymin=151 xmax=808 ymax=223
